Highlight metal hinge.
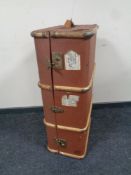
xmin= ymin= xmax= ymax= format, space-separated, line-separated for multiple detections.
xmin=48 ymin=52 xmax=64 ymax=69
xmin=50 ymin=106 xmax=64 ymax=113
xmin=55 ymin=138 xmax=67 ymax=148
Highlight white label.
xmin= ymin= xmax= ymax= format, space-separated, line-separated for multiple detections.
xmin=64 ymin=50 xmax=80 ymax=70
xmin=62 ymin=95 xmax=79 ymax=107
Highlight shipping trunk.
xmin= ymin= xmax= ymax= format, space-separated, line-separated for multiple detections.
xmin=31 ymin=20 xmax=98 ymax=159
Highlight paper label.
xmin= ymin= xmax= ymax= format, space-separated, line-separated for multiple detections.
xmin=62 ymin=95 xmax=79 ymax=107
xmin=64 ymin=50 xmax=80 ymax=70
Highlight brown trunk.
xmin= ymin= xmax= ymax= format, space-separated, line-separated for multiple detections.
xmin=31 ymin=21 xmax=98 ymax=159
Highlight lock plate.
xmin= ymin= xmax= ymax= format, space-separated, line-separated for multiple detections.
xmin=55 ymin=138 xmax=67 ymax=148
xmin=52 ymin=52 xmax=64 ymax=69
xmin=51 ymin=106 xmax=64 ymax=113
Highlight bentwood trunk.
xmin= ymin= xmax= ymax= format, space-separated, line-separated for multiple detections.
xmin=31 ymin=20 xmax=98 ymax=159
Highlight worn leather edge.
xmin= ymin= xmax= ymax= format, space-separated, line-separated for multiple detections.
xmin=31 ymin=26 xmax=98 ymax=38
xmin=47 ymin=118 xmax=91 ymax=159
xmin=50 ymin=27 xmax=98 ymax=39
xmin=43 ymin=98 xmax=92 ymax=132
xmin=31 ymin=31 xmax=49 ymax=38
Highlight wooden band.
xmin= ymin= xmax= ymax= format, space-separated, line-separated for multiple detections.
xmin=50 ymin=29 xmax=97 ymax=39
xmin=43 ymin=98 xmax=92 ymax=132
xmin=38 ymin=78 xmax=93 ymax=93
xmin=38 ymin=64 xmax=95 ymax=93
xmin=31 ymin=27 xmax=98 ymax=38
xmin=47 ymin=118 xmax=91 ymax=159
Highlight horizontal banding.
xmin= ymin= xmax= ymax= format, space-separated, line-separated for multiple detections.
xmin=38 ymin=64 xmax=95 ymax=92
xmin=43 ymin=99 xmax=92 ymax=132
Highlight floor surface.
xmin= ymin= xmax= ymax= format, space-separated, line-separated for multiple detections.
xmin=0 ymin=105 xmax=131 ymax=175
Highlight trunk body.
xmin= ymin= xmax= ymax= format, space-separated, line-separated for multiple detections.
xmin=31 ymin=23 xmax=98 ymax=159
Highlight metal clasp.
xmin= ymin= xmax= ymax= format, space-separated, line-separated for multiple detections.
xmin=55 ymin=138 xmax=67 ymax=148
xmin=47 ymin=60 xmax=55 ymax=69
xmin=51 ymin=106 xmax=64 ymax=113
xmin=48 ymin=52 xmax=64 ymax=69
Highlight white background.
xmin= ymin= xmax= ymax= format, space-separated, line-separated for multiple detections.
xmin=0 ymin=0 xmax=131 ymax=108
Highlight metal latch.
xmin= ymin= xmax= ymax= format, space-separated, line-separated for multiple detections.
xmin=47 ymin=60 xmax=55 ymax=69
xmin=55 ymin=138 xmax=67 ymax=148
xmin=51 ymin=106 xmax=64 ymax=113
xmin=48 ymin=52 xmax=64 ymax=69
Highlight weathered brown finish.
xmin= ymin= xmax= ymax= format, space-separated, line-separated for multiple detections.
xmin=51 ymin=37 xmax=96 ymax=87
xmin=43 ymin=101 xmax=92 ymax=132
xmin=38 ymin=73 xmax=93 ymax=92
xmin=31 ymin=21 xmax=98 ymax=159
xmin=46 ymin=117 xmax=91 ymax=159
xmin=34 ymin=38 xmax=51 ymax=85
xmin=31 ymin=24 xmax=98 ymax=38
xmin=53 ymin=89 xmax=92 ymax=128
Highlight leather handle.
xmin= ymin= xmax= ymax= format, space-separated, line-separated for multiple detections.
xmin=64 ymin=19 xmax=74 ymax=29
